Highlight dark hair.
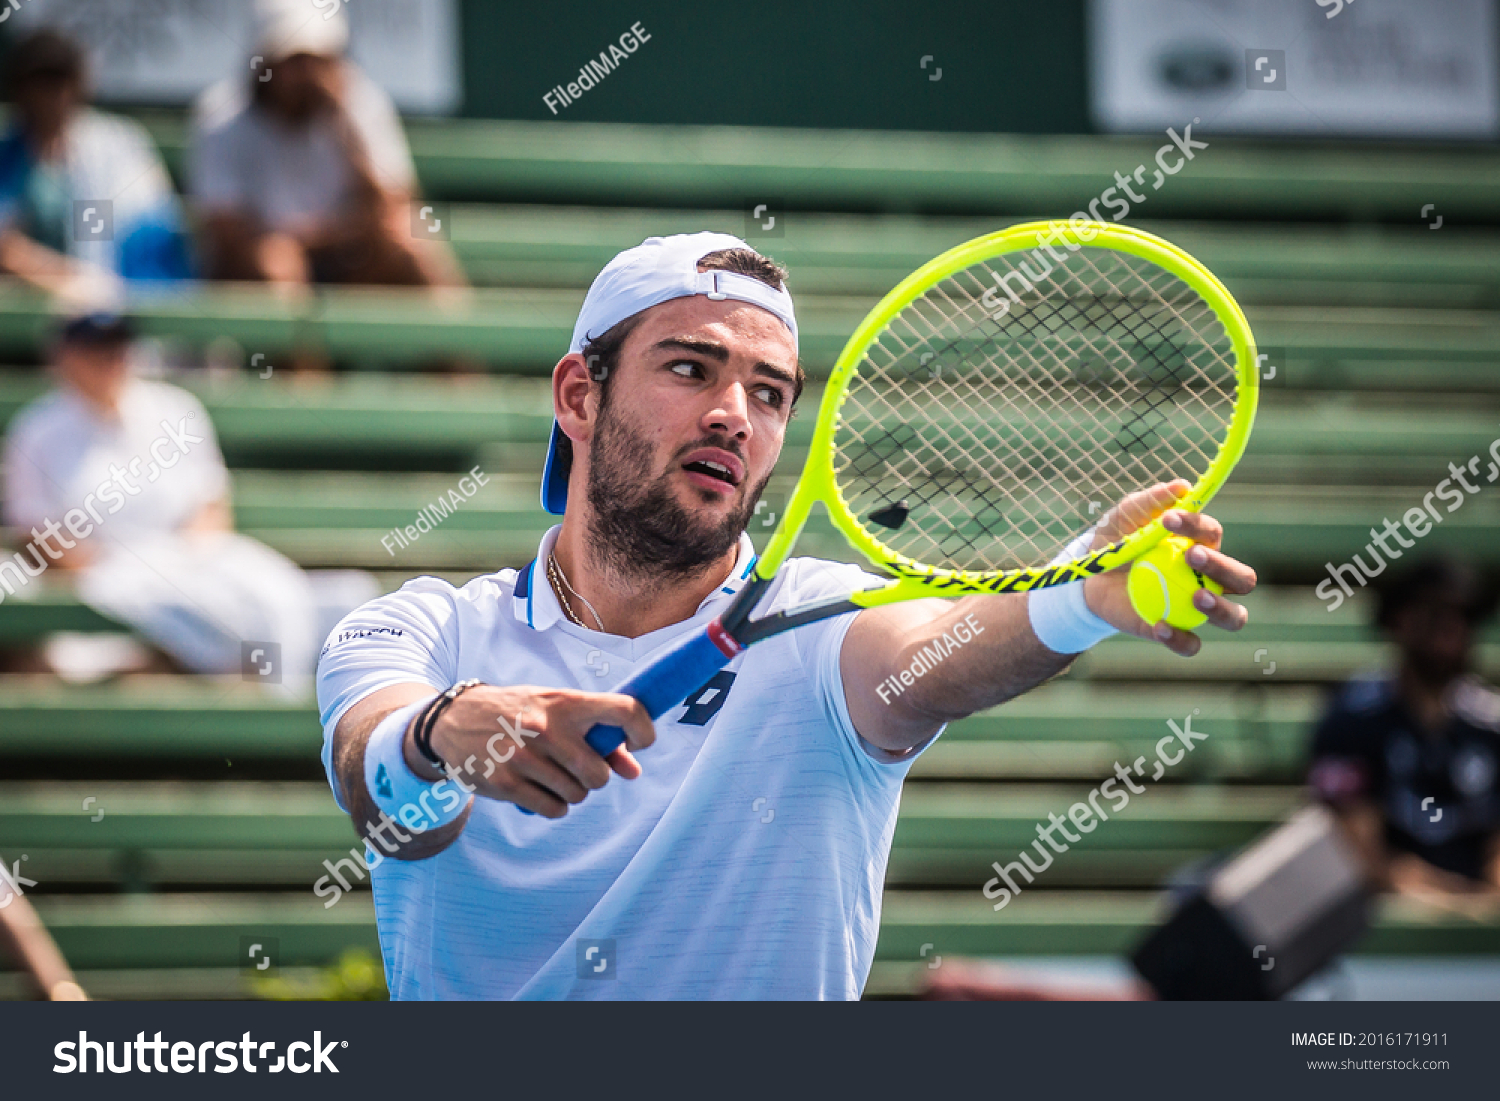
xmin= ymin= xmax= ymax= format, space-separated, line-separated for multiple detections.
xmin=697 ymin=247 xmax=790 ymax=295
xmin=5 ymin=29 xmax=85 ymax=98
xmin=1373 ymin=555 xmax=1497 ymax=630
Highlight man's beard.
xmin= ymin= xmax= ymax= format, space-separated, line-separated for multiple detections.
xmin=584 ymin=397 xmax=770 ymax=586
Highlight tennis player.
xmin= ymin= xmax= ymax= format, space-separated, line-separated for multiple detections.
xmin=316 ymin=232 xmax=1257 ymax=999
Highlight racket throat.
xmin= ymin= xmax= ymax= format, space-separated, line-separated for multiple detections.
xmin=716 ymin=574 xmax=775 ymax=645
xmin=705 ymin=618 xmax=746 ymax=658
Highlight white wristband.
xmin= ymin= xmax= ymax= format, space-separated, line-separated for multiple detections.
xmin=363 ymin=698 xmax=469 ymax=832
xmin=1050 ymin=526 xmax=1098 ymax=567
xmin=1028 ymin=524 xmax=1116 ymax=655
xmin=1027 ymin=581 xmax=1117 ymax=654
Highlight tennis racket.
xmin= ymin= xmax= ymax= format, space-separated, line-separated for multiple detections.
xmin=578 ymin=220 xmax=1259 ymax=757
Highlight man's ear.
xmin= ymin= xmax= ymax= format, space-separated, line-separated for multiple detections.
xmin=553 ymin=353 xmax=594 ymax=445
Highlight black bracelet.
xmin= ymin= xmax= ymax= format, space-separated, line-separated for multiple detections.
xmin=412 ymin=679 xmax=483 ymax=772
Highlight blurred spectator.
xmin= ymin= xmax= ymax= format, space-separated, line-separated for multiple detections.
xmin=0 ymin=29 xmax=191 ymax=305
xmin=1309 ymin=556 xmax=1500 ymax=913
xmin=188 ymin=0 xmax=464 ymax=293
xmin=2 ymin=312 xmax=375 ymax=685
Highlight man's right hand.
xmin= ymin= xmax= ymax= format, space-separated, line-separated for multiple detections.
xmin=404 ymin=684 xmax=655 ymax=818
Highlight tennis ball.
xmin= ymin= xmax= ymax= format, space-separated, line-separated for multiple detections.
xmin=1126 ymin=535 xmax=1223 ymax=631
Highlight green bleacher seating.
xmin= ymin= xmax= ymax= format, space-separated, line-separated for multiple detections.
xmin=0 ymin=209 xmax=1497 ymax=377
xmin=132 ymin=111 xmax=1500 ymax=223
xmin=24 ymin=892 xmax=379 ymax=973
xmin=874 ymin=890 xmax=1500 ymax=960
xmin=0 ymin=677 xmax=1309 ymax=768
xmin=1 ymin=279 xmax=1498 ymax=379
xmin=0 ymin=679 xmax=320 ymax=760
xmin=5 ymin=376 xmax=1499 ymax=473
xmin=3 ymin=113 xmax=1496 ymax=999
xmin=13 ymin=887 xmax=1495 ymax=998
xmin=0 ymin=779 xmax=1298 ymax=892
xmin=439 ymin=207 xmax=1500 ymax=311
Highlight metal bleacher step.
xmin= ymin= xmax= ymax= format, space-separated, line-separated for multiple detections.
xmin=0 ymin=670 xmax=1332 ymax=770
xmin=10 ymin=887 xmax=1495 ymax=995
xmin=0 ymin=283 xmax=1498 ymax=376
xmin=875 ymin=889 xmax=1500 ymax=961
xmin=0 ymin=779 xmax=1298 ymax=891
xmin=131 ymin=111 xmax=1500 ymax=224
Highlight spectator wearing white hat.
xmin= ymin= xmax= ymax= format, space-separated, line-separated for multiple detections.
xmin=4 ymin=312 xmax=377 ymax=685
xmin=188 ymin=0 xmax=464 ymax=293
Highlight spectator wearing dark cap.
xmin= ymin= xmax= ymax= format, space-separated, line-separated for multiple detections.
xmin=3 ymin=313 xmax=374 ymax=685
xmin=0 ymin=29 xmax=191 ymax=306
xmin=188 ymin=0 xmax=464 ymax=294
xmin=1308 ymin=556 xmax=1500 ymax=915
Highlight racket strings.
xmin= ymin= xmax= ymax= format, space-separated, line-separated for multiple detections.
xmin=833 ymin=244 xmax=1238 ymax=573
xmin=921 ymin=259 xmax=1230 ymax=562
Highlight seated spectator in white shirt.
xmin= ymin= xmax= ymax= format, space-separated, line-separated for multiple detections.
xmin=189 ymin=0 xmax=464 ymax=293
xmin=2 ymin=313 xmax=373 ymax=686
xmin=0 ymin=29 xmax=191 ymax=306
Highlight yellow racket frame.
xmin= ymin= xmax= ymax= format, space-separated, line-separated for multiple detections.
xmin=755 ymin=220 xmax=1259 ymax=607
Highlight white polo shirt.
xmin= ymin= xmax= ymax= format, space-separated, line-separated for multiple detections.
xmin=317 ymin=526 xmax=934 ymax=1000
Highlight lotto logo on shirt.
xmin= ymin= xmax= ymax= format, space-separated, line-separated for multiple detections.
xmin=677 ymin=671 xmax=736 ymax=726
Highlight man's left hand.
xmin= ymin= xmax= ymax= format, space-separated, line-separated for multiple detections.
xmin=1082 ymin=479 xmax=1257 ymax=657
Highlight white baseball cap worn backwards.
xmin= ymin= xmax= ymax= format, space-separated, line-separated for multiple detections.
xmin=541 ymin=232 xmax=798 ymax=514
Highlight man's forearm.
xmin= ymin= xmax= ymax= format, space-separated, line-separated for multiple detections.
xmin=844 ymin=592 xmax=1077 ymax=752
xmin=0 ymin=227 xmax=75 ymax=282
xmin=892 ymin=592 xmax=1074 ymax=723
xmin=332 ymin=691 xmax=471 ymax=862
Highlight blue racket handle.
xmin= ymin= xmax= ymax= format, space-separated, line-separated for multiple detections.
xmin=517 ymin=621 xmax=740 ymax=814
xmin=583 ymin=623 xmax=740 ymax=754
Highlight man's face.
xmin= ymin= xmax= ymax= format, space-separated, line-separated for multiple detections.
xmin=14 ymin=74 xmax=82 ymax=140
xmin=262 ymin=52 xmax=342 ymax=122
xmin=1390 ymin=595 xmax=1474 ymax=684
xmin=581 ymin=295 xmax=798 ymax=578
xmin=55 ymin=339 xmax=129 ymax=411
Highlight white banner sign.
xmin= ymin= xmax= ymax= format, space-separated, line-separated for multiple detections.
xmin=9 ymin=0 xmax=461 ymax=114
xmin=1089 ymin=0 xmax=1497 ymax=138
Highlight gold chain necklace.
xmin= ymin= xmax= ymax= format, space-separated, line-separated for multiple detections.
xmin=547 ymin=551 xmax=606 ymax=632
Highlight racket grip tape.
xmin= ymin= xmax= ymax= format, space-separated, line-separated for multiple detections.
xmin=583 ymin=620 xmax=742 ymax=756
xmin=516 ymin=621 xmax=742 ymax=815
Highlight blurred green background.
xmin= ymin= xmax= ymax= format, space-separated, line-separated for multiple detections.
xmin=1 ymin=0 xmax=1498 ymax=1000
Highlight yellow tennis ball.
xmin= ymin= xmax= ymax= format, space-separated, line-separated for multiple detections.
xmin=1126 ymin=535 xmax=1223 ymax=631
